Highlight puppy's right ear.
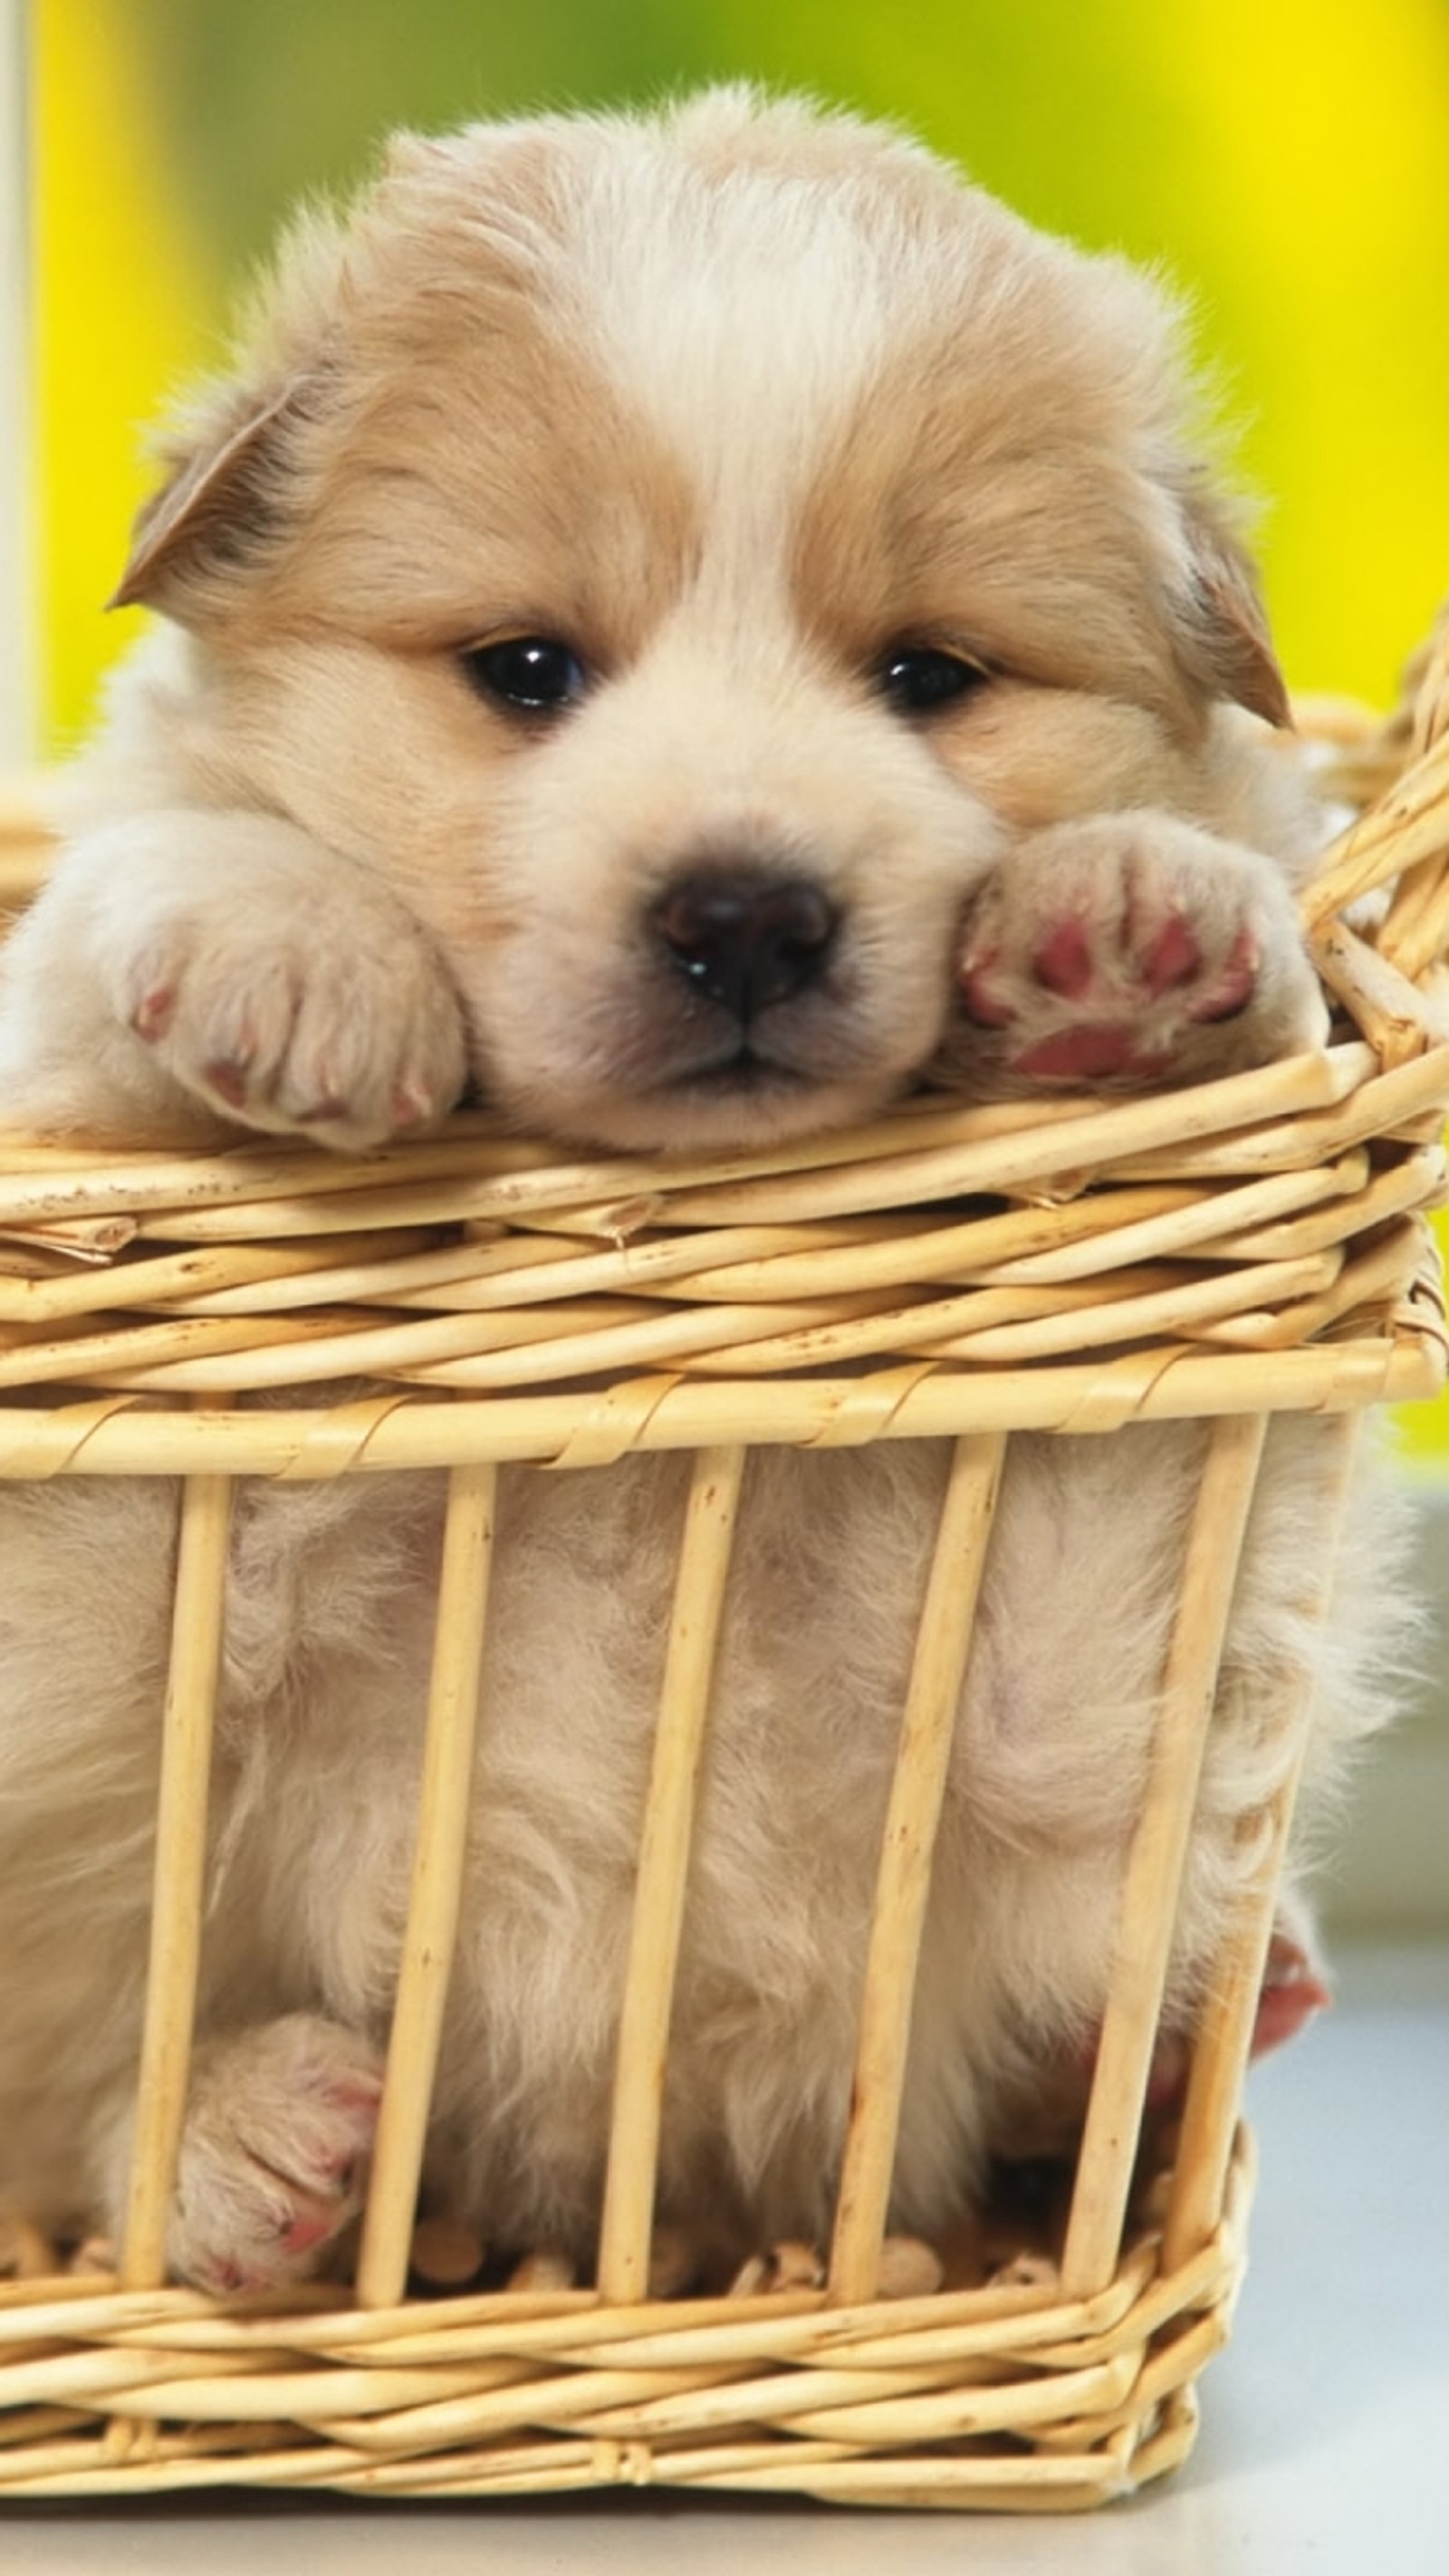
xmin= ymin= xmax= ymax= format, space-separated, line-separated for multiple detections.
xmin=1176 ymin=497 xmax=1292 ymax=730
xmin=110 ymin=374 xmax=312 ymax=619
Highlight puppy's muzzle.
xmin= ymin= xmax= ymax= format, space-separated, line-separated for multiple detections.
xmin=653 ymin=871 xmax=839 ymax=1026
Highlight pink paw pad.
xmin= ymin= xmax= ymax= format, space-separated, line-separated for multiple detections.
xmin=957 ymin=885 xmax=1264 ymax=1085
xmin=389 ymin=1077 xmax=437 ymax=1132
xmin=203 ymin=1058 xmax=253 ymax=1110
xmin=1184 ymin=925 xmax=1258 ymax=1025
xmin=956 ymin=951 xmax=1012 ymax=1028
xmin=1143 ymin=913 xmax=1202 ymax=995
xmin=131 ymin=985 xmax=178 ymax=1043
xmin=1032 ymin=917 xmax=1097 ymax=1002
xmin=1248 ymin=1931 xmax=1331 ymax=2061
xmin=1012 ymin=1023 xmax=1174 ymax=1082
xmin=304 ymin=2074 xmax=384 ymax=2178
xmin=279 ymin=2199 xmax=342 ymax=2257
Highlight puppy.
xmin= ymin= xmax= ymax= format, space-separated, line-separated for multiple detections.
xmin=0 ymin=89 xmax=1410 ymax=2293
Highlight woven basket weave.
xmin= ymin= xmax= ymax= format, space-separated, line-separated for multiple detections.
xmin=0 ymin=627 xmax=1445 ymax=2511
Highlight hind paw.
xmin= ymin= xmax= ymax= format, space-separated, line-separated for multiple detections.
xmin=168 ymin=2014 xmax=383 ymax=2293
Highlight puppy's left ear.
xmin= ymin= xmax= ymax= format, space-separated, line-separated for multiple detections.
xmin=1173 ymin=494 xmax=1291 ymax=729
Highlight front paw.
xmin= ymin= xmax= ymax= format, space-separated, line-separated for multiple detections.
xmin=120 ymin=889 xmax=466 ymax=1150
xmin=946 ymin=813 xmax=1329 ymax=1093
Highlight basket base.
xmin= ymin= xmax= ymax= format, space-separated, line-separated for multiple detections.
xmin=0 ymin=2131 xmax=1252 ymax=2512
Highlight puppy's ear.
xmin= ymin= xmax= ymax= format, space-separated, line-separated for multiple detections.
xmin=109 ymin=374 xmax=313 ymax=618
xmin=1173 ymin=493 xmax=1291 ymax=729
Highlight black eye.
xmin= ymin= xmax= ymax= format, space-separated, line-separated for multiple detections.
xmin=878 ymin=646 xmax=991 ymax=716
xmin=460 ymin=635 xmax=590 ymax=713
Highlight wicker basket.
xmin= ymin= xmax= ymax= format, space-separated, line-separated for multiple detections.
xmin=0 ymin=629 xmax=1445 ymax=2513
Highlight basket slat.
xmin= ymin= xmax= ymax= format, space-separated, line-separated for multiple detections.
xmin=596 ymin=1445 xmax=747 ymax=2304
xmin=120 ymin=1470 xmax=234 ymax=2291
xmin=1158 ymin=1418 xmax=1361 ymax=2272
xmin=1060 ymin=1412 xmax=1269 ymax=2298
xmin=356 ymin=1460 xmax=498 ymax=2309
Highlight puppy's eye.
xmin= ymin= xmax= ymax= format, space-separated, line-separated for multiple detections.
xmin=460 ymin=636 xmax=590 ymax=713
xmin=877 ymin=647 xmax=991 ymax=716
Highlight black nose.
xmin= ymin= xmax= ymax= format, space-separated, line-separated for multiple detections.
xmin=653 ymin=872 xmax=839 ymax=1023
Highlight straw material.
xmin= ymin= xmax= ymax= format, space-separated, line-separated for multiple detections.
xmin=0 ymin=626 xmax=1446 ymax=2509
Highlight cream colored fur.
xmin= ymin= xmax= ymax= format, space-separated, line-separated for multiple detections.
xmin=0 ymin=89 xmax=1414 ymax=2290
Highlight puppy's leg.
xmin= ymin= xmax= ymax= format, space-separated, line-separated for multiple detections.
xmin=0 ymin=813 xmax=467 ymax=1148
xmin=948 ymin=811 xmax=1329 ymax=1092
xmin=945 ymin=827 xmax=1342 ymax=2109
xmin=102 ymin=2014 xmax=386 ymax=2293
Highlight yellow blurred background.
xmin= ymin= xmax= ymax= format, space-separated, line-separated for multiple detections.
xmin=24 ymin=0 xmax=1449 ymax=1465
xmin=34 ymin=0 xmax=1449 ymax=745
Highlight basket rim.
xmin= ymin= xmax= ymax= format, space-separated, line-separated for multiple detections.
xmin=1 ymin=628 xmax=1445 ymax=1463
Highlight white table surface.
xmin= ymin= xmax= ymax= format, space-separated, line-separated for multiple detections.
xmin=4 ymin=1946 xmax=1446 ymax=2575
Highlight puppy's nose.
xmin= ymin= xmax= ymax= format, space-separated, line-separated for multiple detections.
xmin=653 ymin=873 xmax=838 ymax=1023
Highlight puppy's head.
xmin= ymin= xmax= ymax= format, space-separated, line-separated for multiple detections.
xmin=113 ymin=87 xmax=1288 ymax=1153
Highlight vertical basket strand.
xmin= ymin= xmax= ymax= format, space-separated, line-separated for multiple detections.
xmin=596 ymin=1445 xmax=747 ymax=2305
xmin=355 ymin=1460 xmax=497 ymax=2310
xmin=120 ymin=1470 xmax=234 ymax=2290
xmin=829 ymin=1430 xmax=1008 ymax=2304
xmin=1060 ymin=1411 xmax=1270 ymax=2299
xmin=1162 ymin=1416 xmax=1362 ymax=2272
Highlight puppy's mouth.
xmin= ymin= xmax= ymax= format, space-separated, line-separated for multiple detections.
xmin=672 ymin=1043 xmax=810 ymax=1094
xmin=467 ymin=864 xmax=962 ymax=1153
xmin=482 ymin=1005 xmax=929 ymax=1156
xmin=648 ymin=1034 xmax=828 ymax=1119
xmin=595 ymin=955 xmax=916 ymax=1149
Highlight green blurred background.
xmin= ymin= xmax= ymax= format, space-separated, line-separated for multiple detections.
xmin=35 ymin=0 xmax=1449 ymax=751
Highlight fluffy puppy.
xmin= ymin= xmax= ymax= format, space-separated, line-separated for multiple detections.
xmin=0 ymin=89 xmax=1407 ymax=2292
